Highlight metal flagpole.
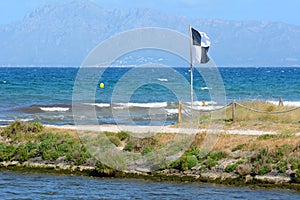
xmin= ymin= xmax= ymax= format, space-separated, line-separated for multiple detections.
xmin=189 ymin=25 xmax=194 ymax=108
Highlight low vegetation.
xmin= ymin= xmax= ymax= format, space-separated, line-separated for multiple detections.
xmin=0 ymin=121 xmax=91 ymax=165
xmin=227 ymin=101 xmax=300 ymax=123
xmin=186 ymin=100 xmax=300 ymax=134
xmin=224 ymin=100 xmax=300 ymax=132
xmin=1 ymin=120 xmax=300 ymax=185
xmin=165 ymin=129 xmax=300 ymax=183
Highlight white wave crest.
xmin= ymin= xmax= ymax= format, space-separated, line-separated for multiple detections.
xmin=187 ymin=105 xmax=224 ymax=111
xmin=200 ymin=87 xmax=212 ymax=90
xmin=157 ymin=78 xmax=168 ymax=82
xmin=40 ymin=107 xmax=70 ymax=112
xmin=165 ymin=109 xmax=178 ymax=115
xmin=0 ymin=118 xmax=33 ymax=122
xmin=267 ymin=101 xmax=300 ymax=107
xmin=0 ymin=119 xmax=14 ymax=122
xmin=114 ymin=102 xmax=168 ymax=108
xmin=84 ymin=103 xmax=110 ymax=108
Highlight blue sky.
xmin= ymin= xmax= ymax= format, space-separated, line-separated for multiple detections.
xmin=0 ymin=0 xmax=300 ymax=25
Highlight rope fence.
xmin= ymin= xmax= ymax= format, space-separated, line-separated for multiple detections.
xmin=183 ymin=102 xmax=232 ymax=112
xmin=235 ymin=102 xmax=300 ymax=114
xmin=177 ymin=98 xmax=300 ymax=123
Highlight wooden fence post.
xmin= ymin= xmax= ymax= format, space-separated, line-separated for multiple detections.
xmin=278 ymin=97 xmax=284 ymax=106
xmin=232 ymin=99 xmax=236 ymax=121
xmin=178 ymin=101 xmax=182 ymax=123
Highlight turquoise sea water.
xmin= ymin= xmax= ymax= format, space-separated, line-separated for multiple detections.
xmin=1 ymin=67 xmax=300 ymax=199
xmin=0 ymin=67 xmax=299 ymax=125
xmin=0 ymin=171 xmax=299 ymax=199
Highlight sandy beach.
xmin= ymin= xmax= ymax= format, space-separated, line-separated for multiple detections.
xmin=45 ymin=124 xmax=300 ymax=136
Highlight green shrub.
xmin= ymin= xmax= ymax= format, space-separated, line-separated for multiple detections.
xmin=0 ymin=143 xmax=16 ymax=161
xmin=252 ymin=148 xmax=273 ymax=164
xmin=277 ymin=161 xmax=287 ymax=173
xmin=291 ymin=161 xmax=299 ymax=170
xmin=141 ymin=146 xmax=154 ymax=155
xmin=14 ymin=142 xmax=39 ymax=162
xmin=40 ymin=140 xmax=52 ymax=152
xmin=104 ymin=132 xmax=115 ymax=137
xmin=276 ymin=144 xmax=292 ymax=157
xmin=201 ymin=151 xmax=226 ymax=169
xmin=74 ymin=151 xmax=91 ymax=165
xmin=278 ymin=166 xmax=287 ymax=173
xmin=205 ymin=158 xmax=218 ymax=169
xmin=181 ymin=160 xmax=188 ymax=171
xmin=169 ymin=159 xmax=181 ymax=169
xmin=295 ymin=170 xmax=300 ymax=183
xmin=236 ymin=160 xmax=244 ymax=165
xmin=26 ymin=141 xmax=38 ymax=155
xmin=258 ymin=134 xmax=275 ymax=140
xmin=5 ymin=121 xmax=27 ymax=135
xmin=42 ymin=149 xmax=59 ymax=160
xmin=124 ymin=141 xmax=134 ymax=152
xmin=225 ymin=163 xmax=238 ymax=173
xmin=258 ymin=164 xmax=271 ymax=175
xmin=2 ymin=121 xmax=43 ymax=137
xmin=27 ymin=122 xmax=43 ymax=133
xmin=0 ymin=128 xmax=91 ymax=165
xmin=116 ymin=131 xmax=130 ymax=141
xmin=185 ymin=146 xmax=200 ymax=156
xmin=232 ymin=144 xmax=246 ymax=152
xmin=209 ymin=151 xmax=225 ymax=161
xmin=181 ymin=155 xmax=198 ymax=171
xmin=187 ymin=155 xmax=198 ymax=169
xmin=15 ymin=144 xmax=29 ymax=162
xmin=37 ymin=132 xmax=90 ymax=162
xmin=56 ymin=142 xmax=72 ymax=153
xmin=108 ymin=136 xmax=121 ymax=147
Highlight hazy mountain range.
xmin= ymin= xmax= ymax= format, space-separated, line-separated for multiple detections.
xmin=0 ymin=0 xmax=300 ymax=66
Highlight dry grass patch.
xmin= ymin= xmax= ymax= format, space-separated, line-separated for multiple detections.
xmin=225 ymin=120 xmax=300 ymax=133
xmin=226 ymin=100 xmax=300 ymax=124
xmin=154 ymin=133 xmax=177 ymax=146
xmin=44 ymin=127 xmax=78 ymax=137
xmin=210 ymin=133 xmax=300 ymax=153
xmin=175 ymin=100 xmax=300 ymax=134
xmin=191 ymin=132 xmax=207 ymax=148
xmin=248 ymin=135 xmax=300 ymax=152
xmin=213 ymin=134 xmax=255 ymax=152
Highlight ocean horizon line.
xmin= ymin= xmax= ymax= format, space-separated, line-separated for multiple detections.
xmin=1 ymin=65 xmax=300 ymax=68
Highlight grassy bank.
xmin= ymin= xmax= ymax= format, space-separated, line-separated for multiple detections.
xmin=224 ymin=101 xmax=300 ymax=133
xmin=0 ymin=121 xmax=91 ymax=165
xmin=178 ymin=100 xmax=300 ymax=133
xmin=1 ymin=120 xmax=300 ymax=190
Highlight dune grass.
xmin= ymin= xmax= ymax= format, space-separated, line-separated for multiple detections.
xmin=227 ymin=101 xmax=300 ymax=133
xmin=227 ymin=100 xmax=300 ymax=123
xmin=182 ymin=100 xmax=300 ymax=133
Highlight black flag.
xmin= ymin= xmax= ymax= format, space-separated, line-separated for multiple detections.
xmin=191 ymin=27 xmax=210 ymax=64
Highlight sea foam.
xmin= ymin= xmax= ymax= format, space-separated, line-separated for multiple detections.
xmin=267 ymin=101 xmax=300 ymax=107
xmin=157 ymin=78 xmax=168 ymax=82
xmin=40 ymin=107 xmax=70 ymax=112
xmin=113 ymin=102 xmax=168 ymax=108
xmin=84 ymin=103 xmax=111 ymax=108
